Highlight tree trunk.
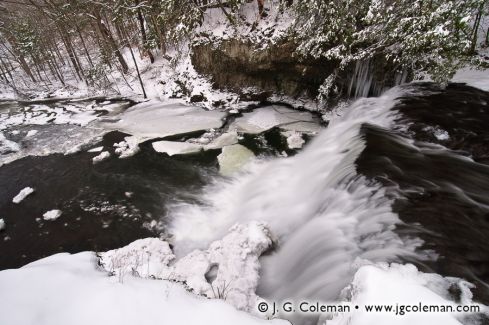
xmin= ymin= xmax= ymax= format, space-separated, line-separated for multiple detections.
xmin=94 ymin=9 xmax=129 ymax=73
xmin=135 ymin=0 xmax=155 ymax=63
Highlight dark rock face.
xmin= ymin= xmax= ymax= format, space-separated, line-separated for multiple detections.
xmin=191 ymin=39 xmax=336 ymax=99
xmin=191 ymin=39 xmax=410 ymax=102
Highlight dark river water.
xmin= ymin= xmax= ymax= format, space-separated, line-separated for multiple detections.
xmin=357 ymin=83 xmax=489 ymax=304
xmin=0 ymin=128 xmax=220 ymax=269
xmin=1 ymin=84 xmax=489 ymax=321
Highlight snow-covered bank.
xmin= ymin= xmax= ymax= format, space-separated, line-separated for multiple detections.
xmin=0 ymin=251 xmax=286 ymax=325
xmin=452 ymin=68 xmax=489 ymax=92
xmin=99 ymin=221 xmax=273 ymax=313
xmin=329 ymin=262 xmax=488 ymax=325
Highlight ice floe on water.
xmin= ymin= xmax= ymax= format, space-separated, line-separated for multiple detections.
xmin=92 ymin=151 xmax=111 ymax=164
xmin=230 ymin=105 xmax=319 ymax=134
xmin=12 ymin=187 xmax=35 ymax=204
xmin=217 ymin=144 xmax=255 ymax=176
xmin=152 ymin=140 xmax=203 ymax=156
xmin=283 ymin=131 xmax=305 ymax=149
xmin=113 ymin=136 xmax=141 ymax=158
xmin=204 ymin=131 xmax=239 ymax=150
xmin=87 ymin=146 xmax=103 ymax=153
xmin=104 ymin=101 xmax=227 ymax=139
xmin=42 ymin=209 xmax=62 ymax=221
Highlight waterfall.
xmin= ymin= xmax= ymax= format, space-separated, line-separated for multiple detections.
xmin=167 ymin=88 xmax=424 ymax=322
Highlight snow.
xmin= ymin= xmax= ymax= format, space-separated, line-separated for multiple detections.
xmin=0 ymin=132 xmax=20 ymax=154
xmin=0 ymin=251 xmax=287 ymax=325
xmin=114 ymin=136 xmax=141 ymax=158
xmin=152 ymin=140 xmax=202 ymax=156
xmin=12 ymin=187 xmax=35 ymax=204
xmin=106 ymin=100 xmax=227 ymax=139
xmin=204 ymin=131 xmax=239 ymax=150
xmin=87 ymin=146 xmax=103 ymax=153
xmin=283 ymin=131 xmax=305 ymax=149
xmin=452 ymin=68 xmax=489 ymax=92
xmin=25 ymin=129 xmax=38 ymax=137
xmin=0 ymin=219 xmax=5 ymax=231
xmin=329 ymin=262 xmax=488 ymax=325
xmin=92 ymin=151 xmax=111 ymax=164
xmin=217 ymin=144 xmax=255 ymax=176
xmin=43 ymin=209 xmax=62 ymax=221
xmin=100 ymin=238 xmax=175 ymax=279
xmin=99 ymin=221 xmax=273 ymax=313
xmin=433 ymin=128 xmax=449 ymax=141
xmin=231 ymin=105 xmax=318 ymax=134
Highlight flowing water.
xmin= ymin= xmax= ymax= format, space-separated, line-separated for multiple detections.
xmin=1 ymin=83 xmax=489 ymax=324
xmin=167 ymin=83 xmax=489 ymax=324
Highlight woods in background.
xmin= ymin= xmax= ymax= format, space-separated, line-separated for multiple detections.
xmin=0 ymin=0 xmax=488 ymax=97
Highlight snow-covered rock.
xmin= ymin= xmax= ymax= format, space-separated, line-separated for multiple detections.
xmin=99 ymin=221 xmax=274 ymax=313
xmin=283 ymin=131 xmax=305 ymax=149
xmin=43 ymin=209 xmax=62 ymax=221
xmin=152 ymin=140 xmax=203 ymax=156
xmin=12 ymin=187 xmax=35 ymax=204
xmin=328 ymin=262 xmax=488 ymax=325
xmin=114 ymin=136 xmax=141 ymax=158
xmin=0 ymin=251 xmax=287 ymax=325
xmin=99 ymin=238 xmax=175 ymax=279
xmin=217 ymin=144 xmax=255 ymax=176
xmin=107 ymin=101 xmax=226 ymax=139
xmin=92 ymin=151 xmax=110 ymax=164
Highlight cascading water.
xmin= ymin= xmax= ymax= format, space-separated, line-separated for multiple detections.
xmin=168 ymin=88 xmax=426 ymax=323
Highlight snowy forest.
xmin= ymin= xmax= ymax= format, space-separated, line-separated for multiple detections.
xmin=0 ymin=0 xmax=488 ymax=102
xmin=1 ymin=1 xmax=489 ymax=325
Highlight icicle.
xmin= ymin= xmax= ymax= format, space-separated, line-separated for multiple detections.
xmin=348 ymin=60 xmax=374 ymax=99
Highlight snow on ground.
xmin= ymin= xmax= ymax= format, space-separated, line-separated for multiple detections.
xmin=42 ymin=209 xmax=62 ymax=221
xmin=452 ymin=68 xmax=489 ymax=92
xmin=0 ymin=251 xmax=287 ymax=325
xmin=104 ymin=100 xmax=227 ymax=139
xmin=92 ymin=151 xmax=111 ymax=164
xmin=217 ymin=144 xmax=255 ymax=176
xmin=99 ymin=221 xmax=273 ymax=313
xmin=152 ymin=140 xmax=203 ymax=156
xmin=328 ymin=262 xmax=488 ymax=325
xmin=12 ymin=187 xmax=35 ymax=204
